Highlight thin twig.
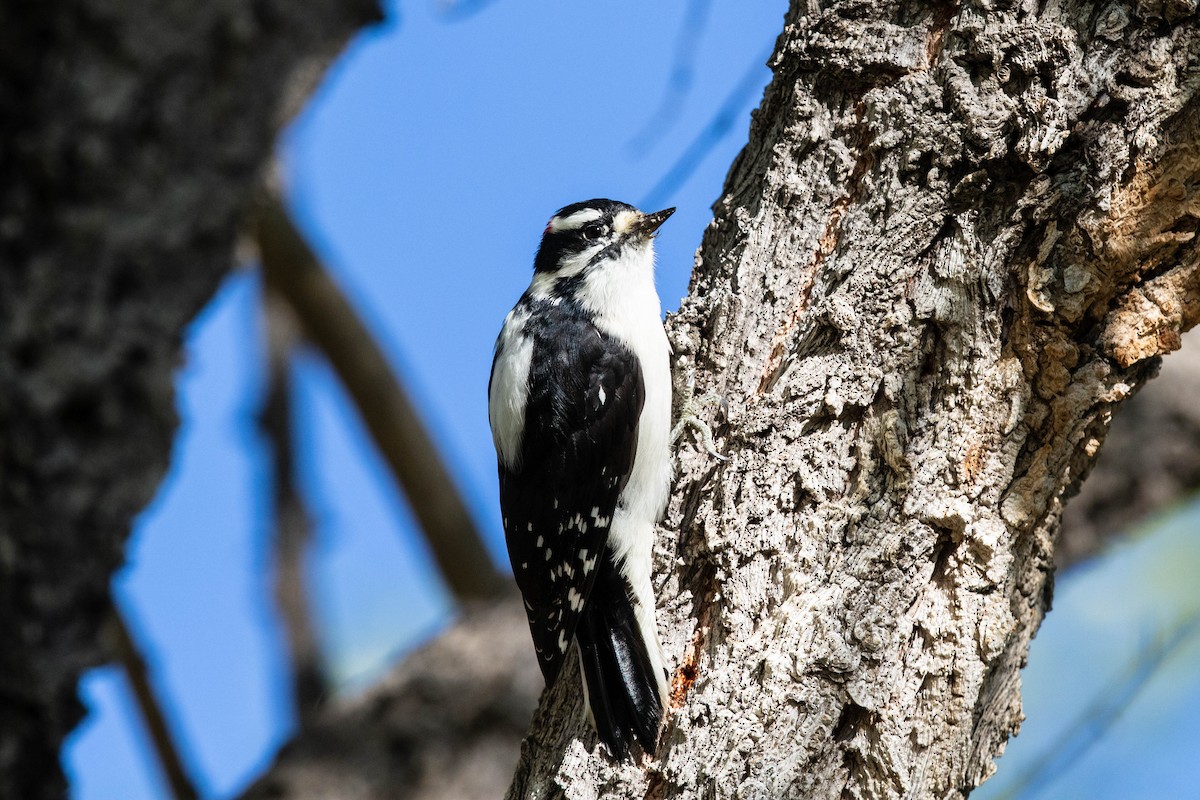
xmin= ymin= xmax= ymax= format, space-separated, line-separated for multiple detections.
xmin=627 ymin=0 xmax=714 ymax=155
xmin=995 ymin=607 xmax=1200 ymax=800
xmin=640 ymin=45 xmax=773 ymax=211
xmin=253 ymin=193 xmax=505 ymax=601
xmin=259 ymin=288 xmax=328 ymax=723
xmin=108 ymin=603 xmax=200 ymax=800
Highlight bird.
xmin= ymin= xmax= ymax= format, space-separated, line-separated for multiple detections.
xmin=488 ymin=198 xmax=675 ymax=759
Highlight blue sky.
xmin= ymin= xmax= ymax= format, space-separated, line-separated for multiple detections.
xmin=60 ymin=2 xmax=1200 ymax=798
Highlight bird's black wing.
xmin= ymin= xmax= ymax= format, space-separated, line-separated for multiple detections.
xmin=498 ymin=307 xmax=643 ymax=684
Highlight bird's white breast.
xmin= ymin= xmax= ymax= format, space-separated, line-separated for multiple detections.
xmin=576 ymin=243 xmax=673 ymax=526
xmin=576 ymin=241 xmax=673 ymax=705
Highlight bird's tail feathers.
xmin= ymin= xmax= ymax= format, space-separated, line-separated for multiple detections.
xmin=576 ymin=581 xmax=664 ymax=759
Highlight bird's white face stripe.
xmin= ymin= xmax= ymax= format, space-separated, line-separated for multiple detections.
xmin=548 ymin=208 xmax=603 ymax=233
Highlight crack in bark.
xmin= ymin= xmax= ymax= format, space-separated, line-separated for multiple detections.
xmin=925 ymin=1 xmax=961 ymax=69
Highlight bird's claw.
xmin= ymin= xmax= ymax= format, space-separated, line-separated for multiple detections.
xmin=671 ymin=375 xmax=726 ymax=460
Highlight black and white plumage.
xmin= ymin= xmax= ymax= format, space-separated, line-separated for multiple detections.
xmin=488 ymin=199 xmax=675 ymax=758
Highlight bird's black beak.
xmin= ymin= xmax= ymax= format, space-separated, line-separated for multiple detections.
xmin=633 ymin=207 xmax=675 ymax=238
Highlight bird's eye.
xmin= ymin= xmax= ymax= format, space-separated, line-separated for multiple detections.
xmin=581 ymin=223 xmax=605 ymax=241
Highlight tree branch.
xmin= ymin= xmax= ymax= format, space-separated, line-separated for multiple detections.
xmin=239 ymin=593 xmax=539 ymax=800
xmin=992 ymin=606 xmax=1200 ymax=800
xmin=107 ymin=605 xmax=200 ymax=800
xmin=235 ymin=7 xmax=1200 ymax=799
xmin=639 ymin=46 xmax=774 ymax=211
xmin=221 ymin=6 xmax=1200 ymax=798
xmin=259 ymin=288 xmax=329 ymax=723
xmin=626 ymin=0 xmax=715 ymax=155
xmin=253 ymin=193 xmax=505 ymax=601
xmin=1058 ymin=326 xmax=1200 ymax=569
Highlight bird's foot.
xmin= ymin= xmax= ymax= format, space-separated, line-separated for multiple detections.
xmin=670 ymin=374 xmax=726 ymax=461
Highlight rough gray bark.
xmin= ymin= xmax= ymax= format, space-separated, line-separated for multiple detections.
xmin=507 ymin=2 xmax=1200 ymax=798
xmin=0 ymin=1 xmax=381 ymax=796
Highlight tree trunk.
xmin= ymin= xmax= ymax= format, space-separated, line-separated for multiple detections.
xmin=234 ymin=327 xmax=1200 ymax=800
xmin=0 ymin=2 xmax=380 ymax=796
xmin=509 ymin=3 xmax=1200 ymax=798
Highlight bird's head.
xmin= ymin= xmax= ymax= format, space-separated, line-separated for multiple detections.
xmin=533 ymin=199 xmax=674 ymax=276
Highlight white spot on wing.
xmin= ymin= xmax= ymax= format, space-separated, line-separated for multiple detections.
xmin=558 ymin=629 xmax=569 ymax=652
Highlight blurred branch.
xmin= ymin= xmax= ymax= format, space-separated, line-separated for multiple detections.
xmin=1059 ymin=328 xmax=1200 ymax=568
xmin=627 ymin=0 xmax=714 ymax=155
xmin=239 ymin=592 xmax=539 ymax=800
xmin=107 ymin=604 xmax=200 ymax=800
xmin=253 ymin=192 xmax=505 ymax=601
xmin=639 ymin=44 xmax=772 ymax=210
xmin=259 ymin=289 xmax=329 ymax=724
xmin=994 ymin=607 xmax=1200 ymax=800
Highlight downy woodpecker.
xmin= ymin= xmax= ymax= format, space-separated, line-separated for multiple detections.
xmin=488 ymin=199 xmax=674 ymax=758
